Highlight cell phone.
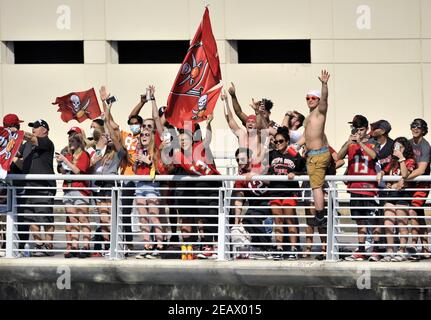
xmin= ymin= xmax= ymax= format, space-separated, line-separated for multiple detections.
xmin=146 ymin=89 xmax=151 ymax=100
xmin=394 ymin=142 xmax=401 ymax=151
xmin=105 ymin=96 xmax=117 ymax=105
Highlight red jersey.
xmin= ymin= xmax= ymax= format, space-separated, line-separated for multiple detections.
xmin=346 ymin=142 xmax=378 ymax=196
xmin=385 ymin=158 xmax=416 ymax=180
xmin=134 ymin=148 xmax=168 ymax=175
xmin=174 ymin=141 xmax=220 ymax=176
xmin=63 ymin=151 xmax=91 ymax=196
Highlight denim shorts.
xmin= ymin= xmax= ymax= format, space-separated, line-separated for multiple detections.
xmin=63 ymin=190 xmax=90 ymax=206
xmin=135 ymin=182 xmax=160 ymax=199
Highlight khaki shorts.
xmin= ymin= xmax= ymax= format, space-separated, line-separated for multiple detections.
xmin=306 ymin=150 xmax=331 ymax=189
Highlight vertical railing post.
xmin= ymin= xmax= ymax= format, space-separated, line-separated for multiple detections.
xmin=109 ymin=187 xmax=121 ymax=260
xmin=217 ymin=185 xmax=227 ymax=261
xmin=5 ymin=188 xmax=18 ymax=258
xmin=326 ymin=181 xmax=339 ymax=261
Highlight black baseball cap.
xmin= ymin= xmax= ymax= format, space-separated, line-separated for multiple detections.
xmin=29 ymin=119 xmax=50 ymax=131
xmin=371 ymin=120 xmax=392 ymax=134
xmin=348 ymin=115 xmax=368 ymax=128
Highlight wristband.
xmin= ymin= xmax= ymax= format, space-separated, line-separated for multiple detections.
xmin=398 ymin=158 xmax=406 ymax=163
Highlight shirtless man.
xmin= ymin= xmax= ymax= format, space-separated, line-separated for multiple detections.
xmin=297 ymin=70 xmax=331 ymax=227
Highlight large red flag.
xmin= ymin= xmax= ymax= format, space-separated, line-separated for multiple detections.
xmin=52 ymin=88 xmax=101 ymax=123
xmin=165 ymin=8 xmax=222 ymax=129
xmin=0 ymin=128 xmax=24 ymax=179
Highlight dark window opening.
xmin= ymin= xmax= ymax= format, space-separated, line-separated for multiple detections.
xmin=14 ymin=41 xmax=84 ymax=64
xmin=237 ymin=40 xmax=310 ymax=63
xmin=118 ymin=41 xmax=190 ymax=64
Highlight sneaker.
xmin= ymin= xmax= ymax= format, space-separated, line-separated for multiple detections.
xmin=345 ymin=249 xmax=365 ymax=261
xmin=272 ymin=247 xmax=285 ymax=261
xmin=32 ymin=244 xmax=46 ymax=257
xmin=146 ymin=250 xmax=162 ymax=259
xmin=391 ymin=252 xmax=407 ymax=262
xmin=91 ymin=252 xmax=103 ymax=258
xmin=315 ymin=254 xmax=326 ymax=261
xmin=368 ymin=252 xmax=381 ymax=262
xmin=78 ymin=247 xmax=91 ymax=259
xmin=381 ymin=254 xmax=393 ymax=262
xmin=197 ymin=246 xmax=213 ymax=259
xmin=43 ymin=244 xmax=55 ymax=257
xmin=406 ymin=247 xmax=420 ymax=261
xmin=287 ymin=247 xmax=298 ymax=261
xmin=250 ymin=251 xmax=267 ymax=260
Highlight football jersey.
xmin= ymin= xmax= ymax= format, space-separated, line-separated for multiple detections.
xmin=120 ymin=130 xmax=139 ymax=175
xmin=346 ymin=142 xmax=378 ymax=196
xmin=234 ymin=178 xmax=268 ymax=208
xmin=174 ymin=141 xmax=220 ymax=176
xmin=268 ymin=149 xmax=306 ymax=197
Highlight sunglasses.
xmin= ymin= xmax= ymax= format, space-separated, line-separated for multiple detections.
xmin=236 ymin=157 xmax=248 ymax=163
xmin=142 ymin=124 xmax=154 ymax=129
xmin=410 ymin=124 xmax=423 ymax=129
xmin=306 ymin=96 xmax=319 ymax=101
xmin=140 ymin=132 xmax=150 ymax=137
xmin=274 ymin=139 xmax=286 ymax=145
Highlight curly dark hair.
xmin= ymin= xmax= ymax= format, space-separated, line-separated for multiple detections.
xmin=394 ymin=136 xmax=414 ymax=160
xmin=275 ymin=126 xmax=290 ymax=143
xmin=261 ymin=98 xmax=274 ymax=112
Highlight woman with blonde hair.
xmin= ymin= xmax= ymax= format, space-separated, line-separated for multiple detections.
xmin=134 ymin=128 xmax=169 ymax=259
xmin=56 ymin=133 xmax=91 ymax=258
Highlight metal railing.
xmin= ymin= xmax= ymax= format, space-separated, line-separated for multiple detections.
xmin=0 ymin=174 xmax=430 ymax=262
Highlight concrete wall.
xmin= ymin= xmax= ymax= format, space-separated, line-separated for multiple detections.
xmin=0 ymin=0 xmax=430 ymax=153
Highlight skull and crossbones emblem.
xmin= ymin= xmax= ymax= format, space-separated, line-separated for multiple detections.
xmin=179 ymin=52 xmax=203 ymax=87
xmin=191 ymin=94 xmax=208 ymax=120
xmin=0 ymin=129 xmax=19 ymax=160
xmin=70 ymin=94 xmax=91 ymax=119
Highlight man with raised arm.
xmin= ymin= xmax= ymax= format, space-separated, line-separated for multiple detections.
xmin=296 ymin=70 xmax=331 ymax=227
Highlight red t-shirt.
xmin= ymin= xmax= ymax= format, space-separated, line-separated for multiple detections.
xmin=174 ymin=141 xmax=220 ymax=176
xmin=385 ymin=158 xmax=416 ymax=176
xmin=346 ymin=142 xmax=378 ymax=196
xmin=63 ymin=151 xmax=91 ymax=196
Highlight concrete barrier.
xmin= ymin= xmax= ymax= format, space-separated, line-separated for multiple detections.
xmin=1 ymin=258 xmax=431 ymax=299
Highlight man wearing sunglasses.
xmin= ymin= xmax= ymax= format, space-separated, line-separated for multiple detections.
xmin=296 ymin=70 xmax=331 ymax=227
xmin=405 ymin=119 xmax=431 ymax=259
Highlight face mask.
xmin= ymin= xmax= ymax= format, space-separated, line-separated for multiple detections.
xmin=88 ymin=128 xmax=95 ymax=138
xmin=130 ymin=124 xmax=141 ymax=135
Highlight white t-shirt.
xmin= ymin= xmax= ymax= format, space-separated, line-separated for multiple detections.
xmin=289 ymin=127 xmax=304 ymax=144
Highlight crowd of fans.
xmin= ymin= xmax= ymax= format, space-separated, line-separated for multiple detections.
xmin=1 ymin=71 xmax=430 ymax=262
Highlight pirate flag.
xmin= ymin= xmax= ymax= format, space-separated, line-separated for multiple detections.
xmin=165 ymin=7 xmax=222 ymax=129
xmin=52 ymin=88 xmax=101 ymax=123
xmin=0 ymin=128 xmax=24 ymax=179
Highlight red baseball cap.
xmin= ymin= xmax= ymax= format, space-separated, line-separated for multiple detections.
xmin=3 ymin=114 xmax=24 ymax=127
xmin=67 ymin=126 xmax=82 ymax=135
xmin=246 ymin=115 xmax=257 ymax=122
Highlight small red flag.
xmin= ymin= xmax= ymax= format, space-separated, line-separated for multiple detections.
xmin=0 ymin=128 xmax=24 ymax=178
xmin=52 ymin=88 xmax=101 ymax=123
xmin=165 ymin=8 xmax=222 ymax=129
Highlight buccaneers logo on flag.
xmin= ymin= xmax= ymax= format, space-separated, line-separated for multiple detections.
xmin=0 ymin=128 xmax=24 ymax=179
xmin=52 ymin=88 xmax=101 ymax=123
xmin=165 ymin=8 xmax=222 ymax=129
